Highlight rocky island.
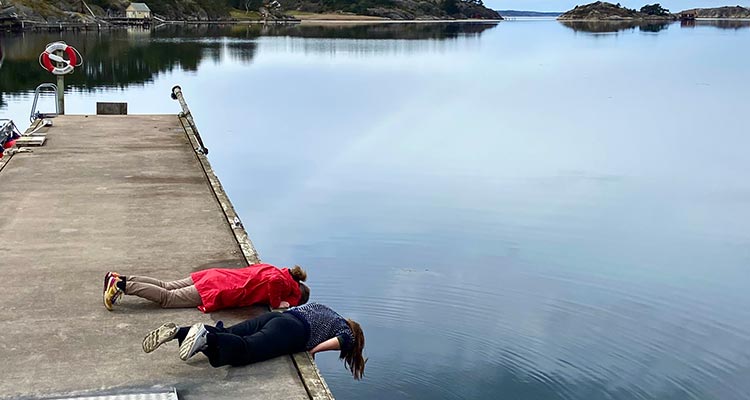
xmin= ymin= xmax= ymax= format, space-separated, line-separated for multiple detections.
xmin=558 ymin=1 xmax=676 ymax=21
xmin=678 ymin=6 xmax=750 ymax=19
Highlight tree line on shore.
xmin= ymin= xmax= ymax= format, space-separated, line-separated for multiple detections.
xmin=3 ymin=0 xmax=502 ymax=22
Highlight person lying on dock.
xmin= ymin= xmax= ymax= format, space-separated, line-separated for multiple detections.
xmin=142 ymin=302 xmax=367 ymax=380
xmin=103 ymin=263 xmax=309 ymax=312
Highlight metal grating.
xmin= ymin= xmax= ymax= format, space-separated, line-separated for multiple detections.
xmin=52 ymin=389 xmax=178 ymax=400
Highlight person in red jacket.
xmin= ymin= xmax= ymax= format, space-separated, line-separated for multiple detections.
xmin=102 ymin=264 xmax=310 ymax=312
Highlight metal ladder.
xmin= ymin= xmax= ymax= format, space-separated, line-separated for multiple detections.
xmin=29 ymin=83 xmax=59 ymax=123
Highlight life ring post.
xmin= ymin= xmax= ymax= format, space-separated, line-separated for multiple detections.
xmin=38 ymin=42 xmax=83 ymax=115
xmin=56 ymin=61 xmax=65 ymax=115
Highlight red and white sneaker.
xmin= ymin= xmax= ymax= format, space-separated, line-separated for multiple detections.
xmin=103 ymin=271 xmax=120 ymax=293
xmin=103 ymin=275 xmax=123 ymax=311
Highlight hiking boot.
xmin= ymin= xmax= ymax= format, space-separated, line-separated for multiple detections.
xmin=179 ymin=323 xmax=208 ymax=361
xmin=103 ymin=276 xmax=123 ymax=311
xmin=103 ymin=271 xmax=120 ymax=294
xmin=143 ymin=322 xmax=178 ymax=353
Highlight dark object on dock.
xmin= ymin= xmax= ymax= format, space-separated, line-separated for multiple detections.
xmin=97 ymin=102 xmax=128 ymax=115
xmin=0 ymin=119 xmax=22 ymax=158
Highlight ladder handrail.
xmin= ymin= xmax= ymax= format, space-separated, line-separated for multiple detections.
xmin=30 ymin=83 xmax=59 ymax=123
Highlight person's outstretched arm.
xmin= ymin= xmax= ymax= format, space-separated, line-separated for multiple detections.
xmin=310 ymin=337 xmax=341 ymax=357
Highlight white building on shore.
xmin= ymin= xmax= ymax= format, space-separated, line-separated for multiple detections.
xmin=126 ymin=3 xmax=151 ymax=19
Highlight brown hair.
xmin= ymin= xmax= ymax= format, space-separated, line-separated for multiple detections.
xmin=290 ymin=265 xmax=307 ymax=282
xmin=298 ymin=282 xmax=310 ymax=305
xmin=341 ymin=319 xmax=367 ymax=380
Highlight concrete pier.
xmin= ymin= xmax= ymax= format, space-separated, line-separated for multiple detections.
xmin=0 ymin=103 xmax=332 ymax=399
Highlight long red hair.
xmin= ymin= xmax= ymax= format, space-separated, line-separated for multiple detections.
xmin=341 ymin=319 xmax=367 ymax=380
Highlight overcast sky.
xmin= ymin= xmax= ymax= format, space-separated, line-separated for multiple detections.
xmin=490 ymin=0 xmax=749 ymax=12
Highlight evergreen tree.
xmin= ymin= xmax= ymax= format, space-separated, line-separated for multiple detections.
xmin=640 ymin=3 xmax=670 ymax=15
xmin=442 ymin=0 xmax=458 ymax=14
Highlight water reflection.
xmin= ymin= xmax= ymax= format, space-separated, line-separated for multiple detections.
xmin=561 ymin=19 xmax=750 ymax=34
xmin=560 ymin=20 xmax=671 ymax=34
xmin=0 ymin=29 xmax=217 ymax=107
xmin=255 ymin=21 xmax=498 ymax=39
xmin=0 ymin=23 xmax=497 ymax=107
xmin=2 ymin=21 xmax=750 ymax=400
xmin=680 ymin=19 xmax=750 ymax=30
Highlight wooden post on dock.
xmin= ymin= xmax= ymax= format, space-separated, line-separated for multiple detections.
xmin=56 ymin=69 xmax=65 ymax=115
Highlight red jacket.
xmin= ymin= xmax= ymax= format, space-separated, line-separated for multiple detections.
xmin=190 ymin=263 xmax=301 ymax=313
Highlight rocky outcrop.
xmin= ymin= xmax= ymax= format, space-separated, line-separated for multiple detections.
xmin=679 ymin=6 xmax=750 ymax=19
xmin=558 ymin=1 xmax=675 ymax=20
xmin=1 ymin=0 xmax=230 ymax=23
xmin=1 ymin=1 xmax=100 ymax=24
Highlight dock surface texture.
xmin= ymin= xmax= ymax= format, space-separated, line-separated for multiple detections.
xmin=0 ymin=115 xmax=330 ymax=399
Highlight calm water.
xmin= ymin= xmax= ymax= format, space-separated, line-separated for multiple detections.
xmin=2 ymin=20 xmax=750 ymax=399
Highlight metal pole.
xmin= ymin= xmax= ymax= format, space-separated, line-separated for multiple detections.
xmin=171 ymin=85 xmax=208 ymax=154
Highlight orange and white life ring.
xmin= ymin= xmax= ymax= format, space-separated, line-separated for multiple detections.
xmin=39 ymin=42 xmax=80 ymax=75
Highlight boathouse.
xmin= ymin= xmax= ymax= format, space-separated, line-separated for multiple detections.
xmin=679 ymin=11 xmax=696 ymax=20
xmin=126 ymin=2 xmax=151 ymax=19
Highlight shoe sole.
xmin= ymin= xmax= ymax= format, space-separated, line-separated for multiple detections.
xmin=103 ymin=286 xmax=114 ymax=311
xmin=179 ymin=323 xmax=208 ymax=361
xmin=143 ymin=322 xmax=178 ymax=353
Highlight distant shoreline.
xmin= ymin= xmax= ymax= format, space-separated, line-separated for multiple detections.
xmin=555 ymin=17 xmax=750 ymax=21
xmin=298 ymin=18 xmax=502 ymax=24
xmin=4 ymin=16 xmax=746 ymax=33
xmin=0 ymin=18 xmax=503 ymax=32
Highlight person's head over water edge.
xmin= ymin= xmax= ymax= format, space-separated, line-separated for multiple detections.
xmin=298 ymin=282 xmax=310 ymax=305
xmin=343 ymin=319 xmax=367 ymax=380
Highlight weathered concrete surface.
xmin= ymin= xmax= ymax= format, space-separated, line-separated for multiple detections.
xmin=0 ymin=115 xmax=309 ymax=399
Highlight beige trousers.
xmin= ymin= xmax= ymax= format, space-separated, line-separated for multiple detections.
xmin=125 ymin=276 xmax=202 ymax=308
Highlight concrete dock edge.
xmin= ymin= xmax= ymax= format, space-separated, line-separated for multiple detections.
xmin=176 ymin=111 xmax=336 ymax=400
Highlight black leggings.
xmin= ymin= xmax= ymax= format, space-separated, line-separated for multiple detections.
xmin=176 ymin=312 xmax=308 ymax=367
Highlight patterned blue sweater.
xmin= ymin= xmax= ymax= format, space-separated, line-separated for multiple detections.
xmin=286 ymin=303 xmax=354 ymax=352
